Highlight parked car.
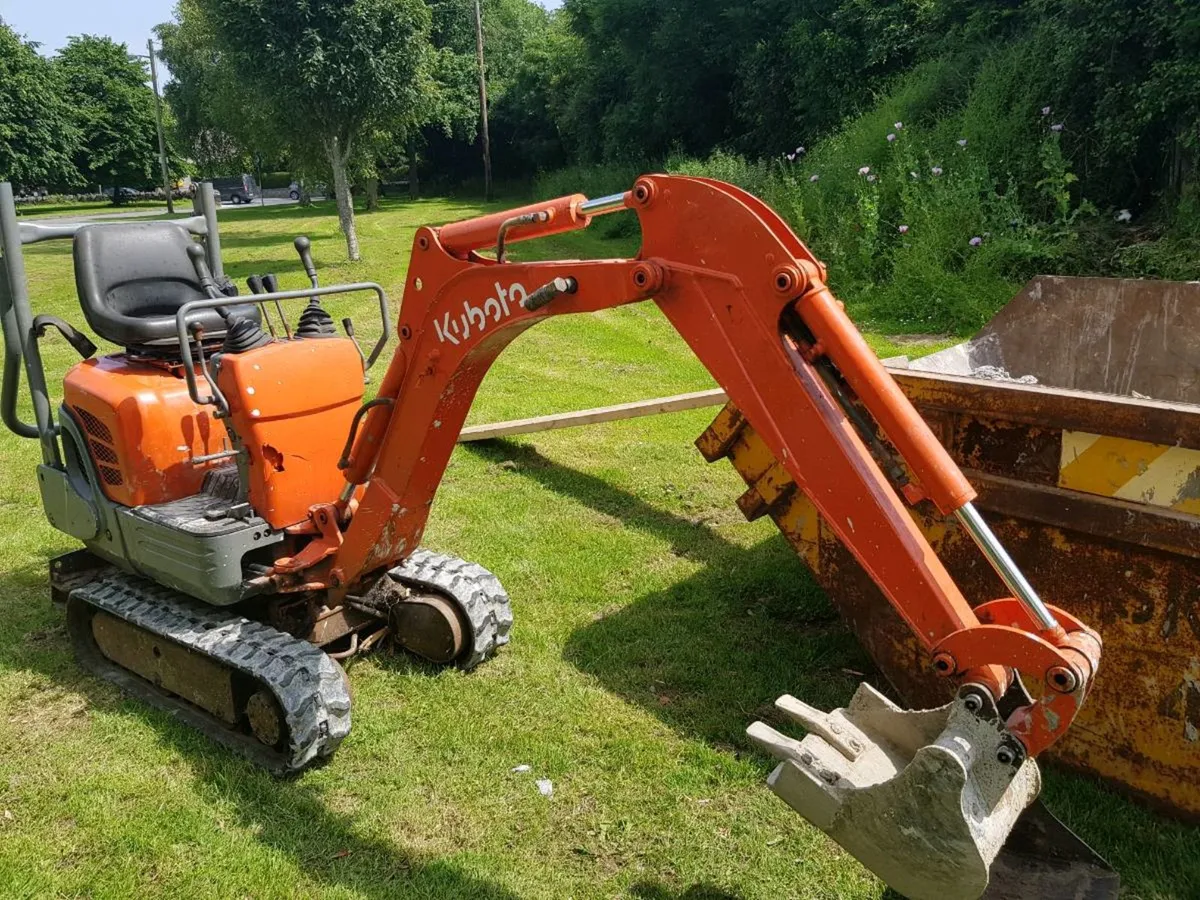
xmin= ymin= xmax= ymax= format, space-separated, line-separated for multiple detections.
xmin=102 ymin=187 xmax=141 ymax=201
xmin=288 ymin=181 xmax=301 ymax=201
xmin=210 ymin=174 xmax=258 ymax=204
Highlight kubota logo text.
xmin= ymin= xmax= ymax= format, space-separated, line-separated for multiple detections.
xmin=434 ymin=281 xmax=529 ymax=345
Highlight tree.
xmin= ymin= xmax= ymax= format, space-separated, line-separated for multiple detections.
xmin=196 ymin=0 xmax=434 ymax=260
xmin=156 ymin=1 xmax=263 ymax=176
xmin=55 ymin=36 xmax=165 ymax=201
xmin=0 ymin=19 xmax=79 ymax=191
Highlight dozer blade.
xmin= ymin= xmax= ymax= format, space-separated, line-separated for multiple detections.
xmin=748 ymin=684 xmax=1041 ymax=900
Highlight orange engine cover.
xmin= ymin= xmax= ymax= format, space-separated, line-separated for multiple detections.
xmin=217 ymin=337 xmax=364 ymax=530
xmin=63 ymin=356 xmax=226 ymax=507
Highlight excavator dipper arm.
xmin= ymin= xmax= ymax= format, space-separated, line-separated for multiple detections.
xmin=317 ymin=175 xmax=1100 ymax=898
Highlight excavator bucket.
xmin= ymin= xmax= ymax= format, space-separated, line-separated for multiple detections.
xmin=749 ymin=685 xmax=1040 ymax=900
xmin=701 ymin=275 xmax=1200 ymax=894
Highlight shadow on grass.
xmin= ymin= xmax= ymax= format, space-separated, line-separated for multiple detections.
xmin=462 ymin=439 xmax=1200 ymax=899
xmin=462 ymin=439 xmax=865 ymax=752
xmin=627 ymin=883 xmax=742 ymax=900
xmin=0 ymin=558 xmax=519 ymax=900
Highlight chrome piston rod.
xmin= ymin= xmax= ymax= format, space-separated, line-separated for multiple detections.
xmin=956 ymin=502 xmax=1059 ymax=631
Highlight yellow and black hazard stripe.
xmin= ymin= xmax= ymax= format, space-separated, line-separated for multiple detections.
xmin=1059 ymin=431 xmax=1200 ymax=515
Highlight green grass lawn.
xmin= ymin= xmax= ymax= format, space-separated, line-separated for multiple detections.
xmin=0 ymin=197 xmax=1195 ymax=899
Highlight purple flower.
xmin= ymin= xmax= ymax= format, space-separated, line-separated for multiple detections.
xmin=931 ymin=166 xmax=943 ymax=176
xmin=1050 ymin=123 xmax=1064 ymax=133
xmin=858 ymin=166 xmax=871 ymax=176
xmin=894 ymin=121 xmax=904 ymax=130
xmin=809 ymin=174 xmax=820 ymax=183
xmin=1041 ymin=106 xmax=1052 ymax=116
xmin=969 ymin=236 xmax=983 ymax=247
xmin=898 ymin=225 xmax=909 ymax=234
xmin=887 ymin=133 xmax=897 ymax=142
xmin=957 ymin=138 xmax=968 ymax=148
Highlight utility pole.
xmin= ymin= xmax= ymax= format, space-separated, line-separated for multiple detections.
xmin=473 ymin=0 xmax=493 ymax=201
xmin=147 ymin=39 xmax=174 ymax=214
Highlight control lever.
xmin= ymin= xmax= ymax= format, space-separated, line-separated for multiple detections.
xmin=244 ymin=276 xmax=277 ymax=337
xmin=291 ymin=236 xmax=335 ymax=337
xmin=342 ymin=317 xmax=368 ymax=378
xmin=294 ymin=235 xmax=319 ymax=287
xmin=187 ymin=244 xmax=230 ymax=313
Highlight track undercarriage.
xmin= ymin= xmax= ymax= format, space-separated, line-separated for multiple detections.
xmin=54 ymin=548 xmax=512 ymax=773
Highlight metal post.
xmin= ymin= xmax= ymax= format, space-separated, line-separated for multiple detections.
xmin=0 ymin=184 xmax=60 ymax=463
xmin=147 ymin=40 xmax=174 ymax=215
xmin=474 ymin=0 xmax=493 ymax=202
xmin=198 ymin=182 xmax=224 ymax=280
xmin=955 ymin=502 xmax=1059 ymax=631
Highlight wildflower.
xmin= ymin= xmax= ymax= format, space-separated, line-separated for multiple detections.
xmin=887 ymin=133 xmax=897 ymax=143
xmin=931 ymin=166 xmax=943 ymax=176
xmin=786 ymin=152 xmax=796 ymax=161
xmin=867 ymin=174 xmax=877 ymax=183
xmin=969 ymin=236 xmax=983 ymax=247
xmin=796 ymin=146 xmax=806 ymax=155
xmin=858 ymin=166 xmax=871 ymax=176
xmin=898 ymin=225 xmax=909 ymax=234
xmin=910 ymin=171 xmax=919 ymax=179
xmin=1116 ymin=209 xmax=1133 ymax=223
xmin=894 ymin=121 xmax=904 ymax=130
xmin=1050 ymin=124 xmax=1064 ymax=133
xmin=957 ymin=138 xmax=968 ymax=148
xmin=1041 ymin=106 xmax=1052 ymax=116
xmin=983 ymin=232 xmax=992 ymax=239
xmin=809 ymin=174 xmax=820 ymax=183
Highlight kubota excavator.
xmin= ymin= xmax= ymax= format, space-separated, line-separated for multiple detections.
xmin=0 ymin=176 xmax=1104 ymax=900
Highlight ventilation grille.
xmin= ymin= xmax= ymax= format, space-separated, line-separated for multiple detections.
xmin=72 ymin=406 xmax=123 ymax=488
xmin=75 ymin=407 xmax=113 ymax=443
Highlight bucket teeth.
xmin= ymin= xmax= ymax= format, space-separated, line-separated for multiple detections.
xmin=748 ymin=684 xmax=1041 ymax=900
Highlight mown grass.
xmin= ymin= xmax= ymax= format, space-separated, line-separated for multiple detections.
xmin=0 ymin=198 xmax=1195 ymax=899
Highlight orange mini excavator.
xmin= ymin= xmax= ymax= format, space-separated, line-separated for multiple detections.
xmin=0 ymin=177 xmax=1103 ymax=899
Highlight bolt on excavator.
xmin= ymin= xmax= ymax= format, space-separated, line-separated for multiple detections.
xmin=0 ymin=177 xmax=1105 ymax=899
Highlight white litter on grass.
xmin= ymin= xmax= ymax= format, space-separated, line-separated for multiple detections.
xmin=511 ymin=764 xmax=532 ymax=774
xmin=536 ymin=779 xmax=554 ymax=797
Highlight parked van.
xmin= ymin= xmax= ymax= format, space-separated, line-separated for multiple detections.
xmin=210 ymin=174 xmax=258 ymax=204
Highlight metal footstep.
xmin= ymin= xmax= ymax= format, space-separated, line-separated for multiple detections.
xmin=748 ymin=684 xmax=1042 ymax=900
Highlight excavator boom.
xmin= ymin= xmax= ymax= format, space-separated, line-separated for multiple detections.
xmin=313 ymin=175 xmax=1102 ymax=898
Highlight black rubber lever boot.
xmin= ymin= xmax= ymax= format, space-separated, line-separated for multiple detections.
xmin=291 ymin=236 xmax=335 ymax=336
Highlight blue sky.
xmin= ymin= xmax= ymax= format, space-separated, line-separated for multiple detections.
xmin=0 ymin=0 xmax=562 ymax=57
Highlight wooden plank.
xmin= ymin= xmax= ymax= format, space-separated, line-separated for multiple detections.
xmin=457 ymin=388 xmax=729 ymax=442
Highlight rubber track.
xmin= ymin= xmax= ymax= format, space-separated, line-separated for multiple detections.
xmin=67 ymin=573 xmax=351 ymax=774
xmin=391 ymin=549 xmax=514 ymax=670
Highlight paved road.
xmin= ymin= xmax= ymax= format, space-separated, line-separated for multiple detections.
xmin=30 ymin=196 xmax=303 ymax=226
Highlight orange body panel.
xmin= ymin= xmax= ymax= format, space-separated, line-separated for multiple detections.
xmin=217 ymin=337 xmax=364 ymax=530
xmin=63 ymin=356 xmax=224 ymax=506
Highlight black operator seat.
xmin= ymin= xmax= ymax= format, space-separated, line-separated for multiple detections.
xmin=72 ymin=222 xmax=260 ymax=352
